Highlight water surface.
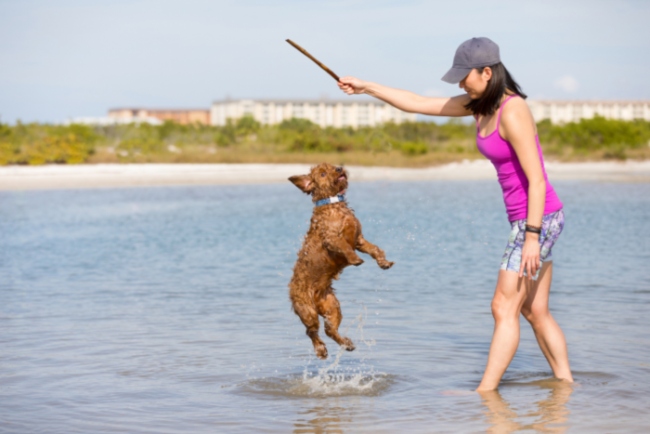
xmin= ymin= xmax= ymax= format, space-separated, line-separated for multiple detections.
xmin=1 ymin=180 xmax=649 ymax=433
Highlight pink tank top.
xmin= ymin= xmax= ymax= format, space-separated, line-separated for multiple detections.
xmin=476 ymin=95 xmax=563 ymax=222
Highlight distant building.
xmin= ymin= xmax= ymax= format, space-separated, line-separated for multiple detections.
xmin=210 ymin=99 xmax=417 ymax=128
xmin=528 ymin=100 xmax=650 ymax=124
xmin=108 ymin=108 xmax=210 ymax=125
xmin=98 ymin=100 xmax=650 ymax=128
xmin=64 ymin=116 xmax=162 ymax=126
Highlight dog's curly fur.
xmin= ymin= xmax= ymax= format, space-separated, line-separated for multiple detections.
xmin=288 ymin=163 xmax=394 ymax=359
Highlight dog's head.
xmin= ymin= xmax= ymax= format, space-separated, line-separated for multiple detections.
xmin=289 ymin=163 xmax=348 ymax=201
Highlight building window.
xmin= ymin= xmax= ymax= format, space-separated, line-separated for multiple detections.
xmin=634 ymin=105 xmax=644 ymax=118
xmin=359 ymin=105 xmax=369 ymax=125
xmin=262 ymin=104 xmax=270 ymax=124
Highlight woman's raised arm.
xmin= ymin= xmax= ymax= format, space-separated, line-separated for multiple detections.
xmin=338 ymin=76 xmax=472 ymax=117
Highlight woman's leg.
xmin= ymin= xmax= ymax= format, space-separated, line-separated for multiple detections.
xmin=476 ymin=269 xmax=532 ymax=391
xmin=521 ymin=262 xmax=573 ymax=382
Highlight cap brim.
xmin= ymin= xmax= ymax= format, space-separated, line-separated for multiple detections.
xmin=441 ymin=67 xmax=472 ymax=84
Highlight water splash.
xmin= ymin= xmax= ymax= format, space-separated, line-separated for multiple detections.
xmin=241 ymin=358 xmax=393 ymax=399
xmin=288 ymin=341 xmax=389 ymax=397
xmin=240 ymin=304 xmax=393 ymax=398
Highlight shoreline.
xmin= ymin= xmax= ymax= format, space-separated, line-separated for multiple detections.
xmin=1 ymin=160 xmax=650 ymax=191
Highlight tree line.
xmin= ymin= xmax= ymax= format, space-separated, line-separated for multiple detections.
xmin=1 ymin=115 xmax=649 ymax=165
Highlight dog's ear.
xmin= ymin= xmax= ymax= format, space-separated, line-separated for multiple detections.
xmin=289 ymin=175 xmax=314 ymax=194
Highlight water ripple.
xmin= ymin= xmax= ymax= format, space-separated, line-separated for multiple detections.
xmin=1 ymin=181 xmax=649 ymax=433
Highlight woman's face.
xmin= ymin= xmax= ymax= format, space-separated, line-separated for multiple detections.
xmin=459 ymin=67 xmax=492 ymax=99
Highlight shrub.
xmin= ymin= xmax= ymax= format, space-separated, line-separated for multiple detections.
xmin=400 ymin=141 xmax=429 ymax=155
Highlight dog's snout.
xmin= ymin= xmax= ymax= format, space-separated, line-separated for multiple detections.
xmin=336 ymin=166 xmax=343 ymax=173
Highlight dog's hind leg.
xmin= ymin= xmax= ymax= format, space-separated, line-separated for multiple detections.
xmin=356 ymin=235 xmax=394 ymax=269
xmin=317 ymin=290 xmax=355 ymax=352
xmin=292 ymin=301 xmax=328 ymax=359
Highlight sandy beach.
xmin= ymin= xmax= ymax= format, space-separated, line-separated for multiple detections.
xmin=1 ymin=160 xmax=650 ymax=190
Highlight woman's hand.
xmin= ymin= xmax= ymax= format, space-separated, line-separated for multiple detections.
xmin=519 ymin=234 xmax=541 ymax=279
xmin=338 ymin=76 xmax=368 ymax=95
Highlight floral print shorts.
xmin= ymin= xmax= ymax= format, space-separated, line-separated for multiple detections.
xmin=501 ymin=209 xmax=565 ymax=280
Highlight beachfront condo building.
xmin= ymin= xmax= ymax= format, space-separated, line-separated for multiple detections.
xmin=528 ymin=100 xmax=650 ymax=124
xmin=213 ymin=99 xmax=650 ymax=127
xmin=108 ymin=108 xmax=211 ymax=125
xmin=75 ymin=99 xmax=649 ymax=127
xmin=210 ymin=99 xmax=417 ymax=128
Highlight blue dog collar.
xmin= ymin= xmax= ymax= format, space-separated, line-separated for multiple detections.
xmin=314 ymin=194 xmax=346 ymax=207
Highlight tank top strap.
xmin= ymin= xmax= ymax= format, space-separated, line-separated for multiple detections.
xmin=496 ymin=94 xmax=518 ymax=127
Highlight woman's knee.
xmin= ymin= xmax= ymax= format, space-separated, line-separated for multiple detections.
xmin=491 ymin=295 xmax=520 ymax=323
xmin=491 ymin=271 xmax=528 ymax=322
xmin=521 ymin=303 xmax=550 ymax=326
xmin=521 ymin=305 xmax=534 ymax=323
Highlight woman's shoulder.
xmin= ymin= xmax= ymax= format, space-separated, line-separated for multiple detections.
xmin=505 ymin=94 xmax=529 ymax=108
xmin=499 ymin=95 xmax=538 ymax=138
xmin=501 ymin=95 xmax=534 ymax=123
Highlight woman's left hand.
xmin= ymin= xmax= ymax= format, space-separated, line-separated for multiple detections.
xmin=519 ymin=235 xmax=541 ymax=279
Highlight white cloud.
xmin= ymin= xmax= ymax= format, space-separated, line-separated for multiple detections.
xmin=554 ymin=75 xmax=579 ymax=93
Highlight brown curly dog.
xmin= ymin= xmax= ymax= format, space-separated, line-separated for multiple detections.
xmin=288 ymin=163 xmax=394 ymax=359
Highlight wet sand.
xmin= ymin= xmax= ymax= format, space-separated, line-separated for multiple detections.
xmin=1 ymin=160 xmax=649 ymax=190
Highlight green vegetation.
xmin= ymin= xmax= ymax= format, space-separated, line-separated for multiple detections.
xmin=538 ymin=117 xmax=650 ymax=160
xmin=1 ymin=116 xmax=649 ymax=166
xmin=0 ymin=122 xmax=98 ymax=165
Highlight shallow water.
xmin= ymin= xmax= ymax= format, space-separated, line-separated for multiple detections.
xmin=1 ymin=180 xmax=649 ymax=433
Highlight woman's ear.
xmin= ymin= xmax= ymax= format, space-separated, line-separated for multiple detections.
xmin=482 ymin=66 xmax=493 ymax=82
xmin=288 ymin=175 xmax=314 ymax=194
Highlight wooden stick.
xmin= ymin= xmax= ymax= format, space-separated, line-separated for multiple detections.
xmin=286 ymin=39 xmax=340 ymax=82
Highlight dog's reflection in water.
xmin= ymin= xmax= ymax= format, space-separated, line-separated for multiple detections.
xmin=479 ymin=380 xmax=573 ymax=433
xmin=292 ymin=399 xmax=354 ymax=434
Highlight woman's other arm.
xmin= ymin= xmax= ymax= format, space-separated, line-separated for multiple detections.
xmin=338 ymin=76 xmax=472 ymax=117
xmin=501 ymin=98 xmax=545 ymax=279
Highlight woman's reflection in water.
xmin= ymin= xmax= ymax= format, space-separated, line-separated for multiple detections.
xmin=479 ymin=380 xmax=573 ymax=433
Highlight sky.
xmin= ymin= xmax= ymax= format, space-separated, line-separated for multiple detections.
xmin=1 ymin=0 xmax=649 ymax=123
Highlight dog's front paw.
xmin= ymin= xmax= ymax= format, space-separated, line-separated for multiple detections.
xmin=350 ymin=257 xmax=364 ymax=266
xmin=378 ymin=260 xmax=394 ymax=269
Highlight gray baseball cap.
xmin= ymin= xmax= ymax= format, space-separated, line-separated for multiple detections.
xmin=441 ymin=37 xmax=500 ymax=84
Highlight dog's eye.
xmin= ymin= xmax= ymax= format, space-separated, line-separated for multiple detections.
xmin=320 ymin=172 xmax=325 ymax=177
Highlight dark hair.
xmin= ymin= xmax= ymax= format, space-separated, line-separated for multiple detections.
xmin=464 ymin=62 xmax=527 ymax=116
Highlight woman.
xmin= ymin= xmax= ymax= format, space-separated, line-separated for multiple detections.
xmin=338 ymin=37 xmax=573 ymax=391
